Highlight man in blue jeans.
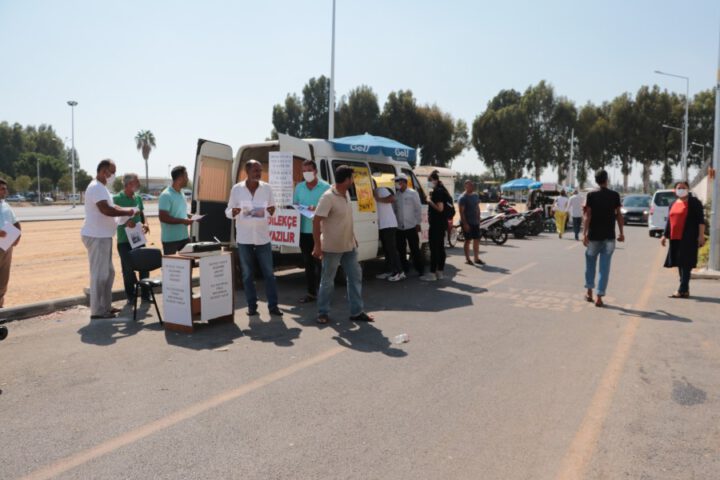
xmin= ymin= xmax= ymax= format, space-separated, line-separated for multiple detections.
xmin=312 ymin=165 xmax=374 ymax=324
xmin=583 ymin=169 xmax=624 ymax=307
xmin=226 ymin=160 xmax=282 ymax=316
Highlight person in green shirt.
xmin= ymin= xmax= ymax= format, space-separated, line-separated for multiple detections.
xmin=158 ymin=166 xmax=193 ymax=254
xmin=114 ymin=173 xmax=150 ymax=302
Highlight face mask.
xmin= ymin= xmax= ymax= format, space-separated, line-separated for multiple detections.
xmin=106 ymin=173 xmax=116 ymax=185
xmin=676 ymin=188 xmax=688 ymax=198
xmin=428 ymin=180 xmax=437 ymax=190
xmin=303 ymin=171 xmax=316 ymax=182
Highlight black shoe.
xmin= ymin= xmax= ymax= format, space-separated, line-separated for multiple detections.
xmin=269 ymin=307 xmax=284 ymax=316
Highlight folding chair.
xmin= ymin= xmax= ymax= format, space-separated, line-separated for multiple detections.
xmin=129 ymin=248 xmax=163 ymax=324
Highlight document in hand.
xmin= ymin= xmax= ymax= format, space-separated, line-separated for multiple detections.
xmin=0 ymin=223 xmax=21 ymax=251
xmin=125 ymin=223 xmax=147 ymax=249
xmin=190 ymin=214 xmax=205 ymax=222
xmin=294 ymin=204 xmax=315 ymax=219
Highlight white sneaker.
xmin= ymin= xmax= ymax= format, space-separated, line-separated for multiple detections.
xmin=388 ymin=272 xmax=405 ymax=282
xmin=419 ymin=273 xmax=437 ymax=281
xmin=436 ymin=271 xmax=444 ymax=280
xmin=376 ymin=272 xmax=392 ymax=280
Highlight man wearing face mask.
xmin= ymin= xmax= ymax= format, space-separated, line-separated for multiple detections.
xmin=293 ymin=160 xmax=330 ymax=303
xmin=312 ymin=165 xmax=374 ymax=324
xmin=114 ymin=173 xmax=150 ymax=303
xmin=81 ymin=159 xmax=138 ymax=319
xmin=392 ymin=173 xmax=424 ymax=277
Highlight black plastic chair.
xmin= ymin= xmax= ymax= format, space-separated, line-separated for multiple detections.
xmin=129 ymin=248 xmax=163 ymax=324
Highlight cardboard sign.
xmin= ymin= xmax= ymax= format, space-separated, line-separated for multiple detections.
xmin=200 ymin=254 xmax=233 ymax=322
xmin=162 ymin=257 xmax=192 ymax=327
xmin=268 ymin=208 xmax=300 ymax=247
xmin=269 ymin=151 xmax=294 ymax=207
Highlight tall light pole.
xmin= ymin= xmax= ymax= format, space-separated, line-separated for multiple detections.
xmin=655 ymin=70 xmax=690 ymax=181
xmin=709 ymin=22 xmax=720 ymax=272
xmin=327 ymin=0 xmax=336 ymax=140
xmin=67 ymin=100 xmax=78 ymax=207
xmin=691 ymin=141 xmax=707 ymax=166
xmin=567 ymin=128 xmax=575 ymax=188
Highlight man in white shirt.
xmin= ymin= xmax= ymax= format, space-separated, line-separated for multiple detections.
xmin=567 ymin=190 xmax=584 ymax=241
xmin=226 ymin=159 xmax=282 ymax=316
xmin=81 ymin=159 xmax=138 ymax=319
xmin=392 ymin=174 xmax=424 ymax=276
xmin=0 ymin=177 xmax=21 ymax=308
xmin=373 ymin=179 xmax=404 ymax=281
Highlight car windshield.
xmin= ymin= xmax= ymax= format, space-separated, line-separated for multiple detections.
xmin=623 ymin=196 xmax=650 ymax=207
xmin=653 ymin=191 xmax=676 ymax=207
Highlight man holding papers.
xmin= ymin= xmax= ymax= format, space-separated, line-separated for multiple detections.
xmin=81 ymin=160 xmax=138 ymax=319
xmin=226 ymin=159 xmax=282 ymax=316
xmin=159 ymin=165 xmax=195 ymax=255
xmin=293 ymin=160 xmax=329 ymax=304
xmin=114 ymin=173 xmax=150 ymax=303
xmin=0 ymin=178 xmax=21 ymax=308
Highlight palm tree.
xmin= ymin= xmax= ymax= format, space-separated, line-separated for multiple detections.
xmin=134 ymin=130 xmax=156 ymax=191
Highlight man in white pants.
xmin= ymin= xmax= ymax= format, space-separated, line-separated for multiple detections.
xmin=81 ymin=159 xmax=137 ymax=319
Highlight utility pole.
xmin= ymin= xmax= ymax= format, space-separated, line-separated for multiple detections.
xmin=709 ymin=22 xmax=720 ymax=272
xmin=328 ymin=0 xmax=336 ymax=140
xmin=67 ymin=100 xmax=78 ymax=207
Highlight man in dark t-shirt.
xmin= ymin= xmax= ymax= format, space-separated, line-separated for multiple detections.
xmin=582 ymin=169 xmax=624 ymax=307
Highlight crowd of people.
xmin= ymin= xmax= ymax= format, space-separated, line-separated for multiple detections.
xmin=0 ymin=160 xmax=708 ymax=321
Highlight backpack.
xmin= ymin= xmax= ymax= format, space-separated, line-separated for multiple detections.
xmin=442 ymin=189 xmax=455 ymax=220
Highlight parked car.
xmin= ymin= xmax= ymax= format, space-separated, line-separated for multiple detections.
xmin=648 ymin=189 xmax=675 ymax=237
xmin=42 ymin=196 xmax=54 ymax=203
xmin=6 ymin=194 xmax=26 ymax=202
xmin=140 ymin=193 xmax=157 ymax=201
xmin=621 ymin=194 xmax=651 ymax=225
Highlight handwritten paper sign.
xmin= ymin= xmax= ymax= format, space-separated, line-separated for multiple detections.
xmin=268 ymin=208 xmax=300 ymax=247
xmin=199 ymin=254 xmax=233 ymax=322
xmin=162 ymin=257 xmax=192 ymax=327
xmin=269 ymin=151 xmax=294 ymax=207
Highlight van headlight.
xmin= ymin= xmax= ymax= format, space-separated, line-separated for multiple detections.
xmin=643 ymin=210 xmax=649 ymax=215
xmin=620 ymin=208 xmax=627 ymax=214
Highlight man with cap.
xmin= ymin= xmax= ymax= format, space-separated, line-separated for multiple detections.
xmin=392 ymin=173 xmax=424 ymax=277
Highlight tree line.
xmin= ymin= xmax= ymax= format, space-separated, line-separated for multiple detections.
xmin=272 ymin=77 xmax=716 ymax=192
xmin=0 ymin=122 xmax=92 ymax=195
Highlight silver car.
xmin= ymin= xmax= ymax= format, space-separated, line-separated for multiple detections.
xmin=621 ymin=194 xmax=651 ymax=225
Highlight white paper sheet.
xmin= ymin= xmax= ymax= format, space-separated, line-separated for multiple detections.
xmin=190 ymin=214 xmax=205 ymax=222
xmin=294 ymin=204 xmax=315 ymax=219
xmin=0 ymin=223 xmax=21 ymax=251
xmin=162 ymin=257 xmax=193 ymax=327
xmin=124 ymin=223 xmax=147 ymax=249
xmin=199 ymin=254 xmax=233 ymax=322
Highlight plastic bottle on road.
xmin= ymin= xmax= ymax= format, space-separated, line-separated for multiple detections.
xmin=392 ymin=333 xmax=409 ymax=344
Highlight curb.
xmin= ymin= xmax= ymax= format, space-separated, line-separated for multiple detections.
xmin=0 ymin=277 xmax=201 ymax=323
xmin=691 ymin=268 xmax=720 ymax=280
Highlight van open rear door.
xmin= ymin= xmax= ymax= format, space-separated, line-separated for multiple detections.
xmin=191 ymin=139 xmax=234 ymax=243
xmin=278 ymin=133 xmax=314 ymax=160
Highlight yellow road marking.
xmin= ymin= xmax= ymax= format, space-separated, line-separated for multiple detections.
xmin=555 ymin=246 xmax=666 ymax=480
xmin=18 ymin=346 xmax=346 ymax=480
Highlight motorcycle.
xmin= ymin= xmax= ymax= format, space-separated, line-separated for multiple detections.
xmin=495 ymin=200 xmax=529 ymax=239
xmin=453 ymin=212 xmax=508 ymax=246
xmin=523 ymin=208 xmax=545 ymax=236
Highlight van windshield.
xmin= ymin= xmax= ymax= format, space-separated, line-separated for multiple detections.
xmin=623 ymin=196 xmax=650 ymax=207
xmin=653 ymin=191 xmax=676 ymax=207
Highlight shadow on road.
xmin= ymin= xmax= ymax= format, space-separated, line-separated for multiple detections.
xmin=688 ymin=295 xmax=720 ymax=305
xmin=604 ymin=305 xmax=693 ymax=323
xmin=164 ymin=321 xmax=244 ymax=350
xmin=77 ymin=304 xmax=162 ymax=346
xmin=243 ymin=315 xmax=302 ymax=347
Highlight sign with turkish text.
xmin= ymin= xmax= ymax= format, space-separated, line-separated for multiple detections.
xmin=269 ymin=151 xmax=294 ymax=207
xmin=268 ymin=208 xmax=300 ymax=247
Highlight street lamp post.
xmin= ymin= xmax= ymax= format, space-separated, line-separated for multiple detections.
xmin=709 ymin=23 xmax=720 ymax=272
xmin=691 ymin=141 xmax=707 ymax=165
xmin=327 ymin=0 xmax=336 ymax=140
xmin=655 ymin=70 xmax=690 ymax=181
xmin=67 ymin=100 xmax=78 ymax=207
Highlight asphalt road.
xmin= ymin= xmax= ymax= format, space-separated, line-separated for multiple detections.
xmin=1 ymin=227 xmax=718 ymax=480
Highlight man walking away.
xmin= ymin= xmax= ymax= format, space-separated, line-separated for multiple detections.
xmin=458 ymin=179 xmax=484 ymax=265
xmin=568 ymin=189 xmax=584 ymax=241
xmin=392 ymin=174 xmax=424 ymax=277
xmin=553 ymin=190 xmax=570 ymax=239
xmin=226 ymin=159 xmax=282 ymax=316
xmin=293 ymin=160 xmax=330 ymax=303
xmin=313 ymin=165 xmax=374 ymax=324
xmin=81 ymin=159 xmax=138 ymax=319
xmin=159 ymin=166 xmax=193 ymax=255
xmin=0 ymin=178 xmax=21 ymax=308
xmin=583 ymin=170 xmax=624 ymax=307
xmin=373 ymin=179 xmax=404 ymax=282
xmin=114 ymin=173 xmax=150 ymax=303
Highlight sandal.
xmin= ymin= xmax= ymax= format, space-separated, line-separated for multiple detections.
xmin=299 ymin=294 xmax=317 ymax=304
xmin=669 ymin=292 xmax=689 ymax=299
xmin=465 ymin=259 xmax=474 ymax=265
xmin=316 ymin=314 xmax=330 ymax=324
xmin=584 ymin=293 xmax=593 ymax=303
xmin=595 ymin=296 xmax=604 ymax=308
xmin=349 ymin=312 xmax=375 ymax=322
xmin=474 ymin=259 xmax=486 ymax=265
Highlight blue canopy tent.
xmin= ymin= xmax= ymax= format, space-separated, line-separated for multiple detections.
xmin=500 ymin=178 xmax=534 ymax=191
xmin=330 ymin=133 xmax=417 ymax=166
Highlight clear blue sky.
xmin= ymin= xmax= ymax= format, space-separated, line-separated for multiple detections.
xmin=1 ymin=0 xmax=718 ymax=185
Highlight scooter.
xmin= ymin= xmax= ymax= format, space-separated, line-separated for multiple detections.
xmin=454 ymin=212 xmax=508 ymax=245
xmin=0 ymin=324 xmax=7 ymax=341
xmin=523 ymin=208 xmax=545 ymax=236
xmin=496 ymin=199 xmax=530 ymax=239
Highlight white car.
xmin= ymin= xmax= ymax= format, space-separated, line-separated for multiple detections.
xmin=648 ymin=189 xmax=676 ymax=237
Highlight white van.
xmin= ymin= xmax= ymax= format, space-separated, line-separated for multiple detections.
xmin=648 ymin=189 xmax=675 ymax=237
xmin=190 ymin=134 xmax=429 ymax=267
